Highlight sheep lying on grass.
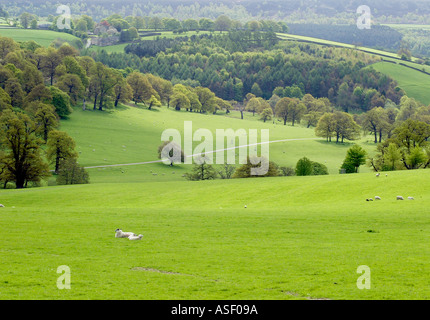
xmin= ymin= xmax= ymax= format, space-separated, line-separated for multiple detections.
xmin=115 ymin=229 xmax=136 ymax=238
xmin=408 ymin=196 xmax=415 ymax=200
xmin=129 ymin=234 xmax=143 ymax=241
xmin=375 ymin=196 xmax=381 ymax=200
xmin=366 ymin=198 xmax=373 ymax=201
xmin=397 ymin=196 xmax=404 ymax=200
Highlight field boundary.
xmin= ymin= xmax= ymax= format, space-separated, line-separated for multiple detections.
xmin=84 ymin=138 xmax=321 ymax=169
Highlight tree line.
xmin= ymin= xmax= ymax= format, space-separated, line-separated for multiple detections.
xmin=87 ymin=33 xmax=403 ymax=111
xmin=0 ymin=35 xmax=236 ymax=188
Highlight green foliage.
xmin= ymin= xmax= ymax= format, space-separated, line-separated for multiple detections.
xmin=50 ymin=86 xmax=73 ymax=119
xmin=184 ymin=162 xmax=218 ymax=181
xmin=0 ymin=110 xmax=50 ymax=188
xmin=295 ymin=157 xmax=313 ymax=176
xmin=341 ymin=145 xmax=368 ymax=173
xmin=312 ymin=161 xmax=329 ymax=176
xmin=46 ymin=130 xmax=78 ymax=173
xmin=56 ymin=158 xmax=89 ymax=185
xmin=233 ymin=157 xmax=280 ymax=178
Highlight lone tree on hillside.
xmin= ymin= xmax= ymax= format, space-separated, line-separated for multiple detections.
xmin=158 ymin=141 xmax=185 ymax=166
xmin=341 ymin=144 xmax=367 ymax=173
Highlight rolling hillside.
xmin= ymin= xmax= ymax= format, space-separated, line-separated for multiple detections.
xmin=0 ymin=170 xmax=428 ymax=299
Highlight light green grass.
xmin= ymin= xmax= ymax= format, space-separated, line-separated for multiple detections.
xmin=58 ymin=105 xmax=376 ymax=184
xmin=0 ymin=28 xmax=80 ymax=47
xmin=277 ymin=32 xmax=429 ymax=70
xmin=0 ymin=170 xmax=429 ymax=299
xmin=382 ymin=24 xmax=430 ymax=31
xmin=369 ymin=62 xmax=430 ymax=105
xmin=89 ymin=31 xmax=219 ymax=54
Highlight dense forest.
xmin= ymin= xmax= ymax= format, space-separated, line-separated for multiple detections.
xmin=86 ymin=31 xmax=403 ymax=112
xmin=3 ymin=0 xmax=430 ymax=23
xmin=287 ymin=24 xmax=403 ymax=51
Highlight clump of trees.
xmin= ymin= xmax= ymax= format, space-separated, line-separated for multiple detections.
xmin=295 ymin=157 xmax=329 ymax=176
xmin=368 ymin=119 xmax=430 ymax=171
xmin=341 ymin=145 xmax=368 ymax=173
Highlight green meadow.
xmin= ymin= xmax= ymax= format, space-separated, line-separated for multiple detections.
xmin=58 ymin=105 xmax=375 ymax=184
xmin=369 ymin=62 xmax=430 ymax=105
xmin=0 ymin=170 xmax=429 ymax=299
xmin=0 ymin=28 xmax=80 ymax=47
xmin=0 ymin=27 xmax=429 ymax=300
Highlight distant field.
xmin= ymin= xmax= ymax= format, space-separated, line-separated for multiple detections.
xmin=277 ymin=32 xmax=429 ymax=71
xmin=58 ymin=105 xmax=376 ymax=184
xmin=0 ymin=28 xmax=79 ymax=47
xmin=382 ymin=24 xmax=430 ymax=30
xmin=89 ymin=31 xmax=217 ymax=53
xmin=369 ymin=62 xmax=430 ymax=105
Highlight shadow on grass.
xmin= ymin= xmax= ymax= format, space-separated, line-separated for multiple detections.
xmin=315 ymin=140 xmax=356 ymax=148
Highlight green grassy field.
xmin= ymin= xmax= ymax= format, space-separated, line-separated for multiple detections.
xmin=277 ymin=32 xmax=430 ymax=72
xmin=369 ymin=62 xmax=430 ymax=105
xmin=0 ymin=170 xmax=428 ymax=299
xmin=0 ymin=28 xmax=80 ymax=47
xmin=382 ymin=24 xmax=430 ymax=31
xmin=57 ymin=105 xmax=376 ymax=184
xmin=89 ymin=31 xmax=217 ymax=54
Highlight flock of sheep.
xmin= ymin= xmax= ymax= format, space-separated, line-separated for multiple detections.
xmin=366 ymin=196 xmax=414 ymax=201
xmin=366 ymin=173 xmax=415 ymax=202
xmin=115 ymin=229 xmax=143 ymax=241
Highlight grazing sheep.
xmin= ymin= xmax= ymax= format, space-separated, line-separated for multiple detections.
xmin=408 ymin=196 xmax=415 ymax=200
xmin=0 ymin=204 xmax=4 ymax=207
xmin=375 ymin=196 xmax=381 ymax=200
xmin=386 ymin=174 xmax=388 ymax=177
xmin=129 ymin=234 xmax=143 ymax=241
xmin=115 ymin=229 xmax=136 ymax=238
xmin=396 ymin=196 xmax=404 ymax=200
xmin=244 ymin=205 xmax=247 ymax=208
xmin=376 ymin=173 xmax=380 ymax=177
xmin=367 ymin=198 xmax=374 ymax=201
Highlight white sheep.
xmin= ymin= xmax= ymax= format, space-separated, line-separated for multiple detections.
xmin=129 ymin=234 xmax=143 ymax=241
xmin=244 ymin=205 xmax=247 ymax=208
xmin=408 ymin=196 xmax=415 ymax=200
xmin=375 ymin=196 xmax=381 ymax=200
xmin=396 ymin=196 xmax=404 ymax=200
xmin=376 ymin=173 xmax=380 ymax=177
xmin=0 ymin=204 xmax=4 ymax=207
xmin=115 ymin=229 xmax=136 ymax=238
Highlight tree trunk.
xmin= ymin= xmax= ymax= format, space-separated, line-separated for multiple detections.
xmin=93 ymin=94 xmax=98 ymax=110
xmin=16 ymin=176 xmax=25 ymax=189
